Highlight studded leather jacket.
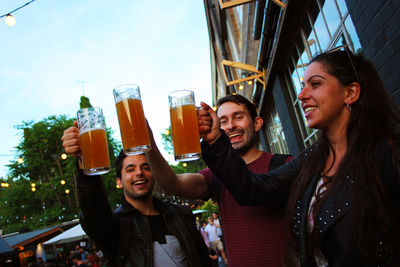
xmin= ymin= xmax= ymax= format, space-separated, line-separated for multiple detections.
xmin=201 ymin=132 xmax=400 ymax=266
xmin=75 ymin=168 xmax=210 ymax=267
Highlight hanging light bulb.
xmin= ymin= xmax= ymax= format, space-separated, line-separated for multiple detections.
xmin=5 ymin=14 xmax=16 ymax=26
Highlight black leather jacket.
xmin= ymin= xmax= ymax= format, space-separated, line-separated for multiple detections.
xmin=75 ymin=168 xmax=210 ymax=267
xmin=201 ymin=132 xmax=400 ymax=266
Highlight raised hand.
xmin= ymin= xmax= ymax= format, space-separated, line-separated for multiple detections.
xmin=197 ymin=102 xmax=222 ymax=145
xmin=61 ymin=120 xmax=81 ymax=158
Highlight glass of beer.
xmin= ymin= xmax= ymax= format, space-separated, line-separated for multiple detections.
xmin=77 ymin=107 xmax=110 ymax=176
xmin=168 ymin=90 xmax=201 ymax=161
xmin=113 ymin=84 xmax=150 ymax=155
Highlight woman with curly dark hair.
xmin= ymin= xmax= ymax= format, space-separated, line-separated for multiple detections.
xmin=198 ymin=48 xmax=400 ymax=266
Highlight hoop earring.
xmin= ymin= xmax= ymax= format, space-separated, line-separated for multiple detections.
xmin=346 ymin=103 xmax=352 ymax=111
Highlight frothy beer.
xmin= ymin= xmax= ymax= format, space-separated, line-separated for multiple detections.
xmin=170 ymin=104 xmax=201 ymax=158
xmin=115 ymin=98 xmax=150 ymax=152
xmin=80 ymin=129 xmax=110 ymax=171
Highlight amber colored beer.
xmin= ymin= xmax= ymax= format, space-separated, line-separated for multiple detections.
xmin=80 ymin=129 xmax=110 ymax=173
xmin=170 ymin=104 xmax=201 ymax=160
xmin=116 ymin=98 xmax=150 ymax=153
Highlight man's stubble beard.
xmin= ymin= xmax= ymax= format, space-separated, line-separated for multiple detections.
xmin=123 ymin=183 xmax=154 ymax=201
xmin=234 ymin=128 xmax=258 ymax=156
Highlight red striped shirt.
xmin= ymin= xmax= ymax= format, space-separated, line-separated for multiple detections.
xmin=199 ymin=152 xmax=287 ymax=267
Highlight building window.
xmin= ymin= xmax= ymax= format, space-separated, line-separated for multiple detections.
xmin=265 ymin=109 xmax=290 ymax=154
xmin=287 ymin=0 xmax=361 ymax=147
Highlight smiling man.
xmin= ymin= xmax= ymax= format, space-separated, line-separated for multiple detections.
xmin=61 ymin=124 xmax=209 ymax=267
xmin=146 ymin=94 xmax=292 ymax=266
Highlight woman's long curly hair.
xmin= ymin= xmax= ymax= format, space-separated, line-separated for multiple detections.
xmin=286 ymin=49 xmax=400 ymax=264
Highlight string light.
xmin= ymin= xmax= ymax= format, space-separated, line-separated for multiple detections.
xmin=61 ymin=153 xmax=67 ymax=160
xmin=164 ymin=129 xmax=170 ymax=135
xmin=182 ymin=163 xmax=187 ymax=167
xmin=65 ymin=189 xmax=70 ymax=194
xmin=60 ymin=180 xmax=66 ymax=185
xmin=247 ymin=80 xmax=253 ymax=85
xmin=238 ymin=84 xmax=244 ymax=90
xmin=0 ymin=0 xmax=36 ymax=27
xmin=5 ymin=14 xmax=16 ymax=26
xmin=17 ymin=157 xmax=24 ymax=164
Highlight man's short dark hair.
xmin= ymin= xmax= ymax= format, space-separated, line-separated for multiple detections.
xmin=115 ymin=150 xmax=127 ymax=179
xmin=216 ymin=94 xmax=258 ymax=121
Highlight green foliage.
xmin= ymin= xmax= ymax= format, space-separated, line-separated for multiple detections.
xmin=80 ymin=96 xmax=92 ymax=109
xmin=0 ymin=115 xmax=121 ymax=234
xmin=161 ymin=126 xmax=173 ymax=155
xmin=197 ymin=199 xmax=219 ymax=222
xmin=170 ymin=159 xmax=207 ymax=174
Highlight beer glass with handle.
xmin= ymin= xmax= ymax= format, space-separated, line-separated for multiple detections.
xmin=168 ymin=90 xmax=201 ymax=161
xmin=77 ymin=107 xmax=110 ymax=175
xmin=113 ymin=84 xmax=151 ymax=155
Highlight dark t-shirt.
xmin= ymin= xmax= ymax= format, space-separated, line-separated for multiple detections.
xmin=147 ymin=215 xmax=172 ymax=244
xmin=199 ymin=151 xmax=291 ymax=267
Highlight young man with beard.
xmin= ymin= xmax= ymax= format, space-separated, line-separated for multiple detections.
xmin=61 ymin=123 xmax=209 ymax=267
xmin=146 ymin=94 xmax=292 ymax=266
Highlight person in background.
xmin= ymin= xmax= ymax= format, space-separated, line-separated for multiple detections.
xmin=212 ymin=212 xmax=222 ymax=241
xmin=197 ymin=48 xmax=400 ymax=265
xmin=145 ymin=94 xmax=291 ymax=266
xmin=77 ymin=247 xmax=89 ymax=265
xmin=88 ymin=246 xmax=101 ymax=267
xmin=200 ymin=221 xmax=210 ymax=248
xmin=71 ymin=253 xmax=89 ymax=267
xmin=204 ymin=217 xmax=227 ymax=264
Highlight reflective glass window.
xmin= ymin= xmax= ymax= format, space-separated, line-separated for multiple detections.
xmin=322 ymin=1 xmax=341 ymax=36
xmin=344 ymin=16 xmax=362 ymax=52
xmin=307 ymin=29 xmax=321 ymax=57
xmin=336 ymin=0 xmax=348 ymax=17
xmin=265 ymin=111 xmax=289 ymax=154
xmin=313 ymin=11 xmax=331 ymax=50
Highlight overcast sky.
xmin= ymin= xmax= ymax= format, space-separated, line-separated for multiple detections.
xmin=0 ymin=0 xmax=212 ymax=178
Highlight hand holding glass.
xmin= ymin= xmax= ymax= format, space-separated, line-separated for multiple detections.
xmin=77 ymin=107 xmax=111 ymax=175
xmin=169 ymin=90 xmax=201 ymax=161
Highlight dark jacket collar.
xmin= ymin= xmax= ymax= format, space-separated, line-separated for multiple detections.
xmin=115 ymin=196 xmax=170 ymax=215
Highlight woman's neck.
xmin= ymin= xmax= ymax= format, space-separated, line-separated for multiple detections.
xmin=324 ymin=127 xmax=348 ymax=176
